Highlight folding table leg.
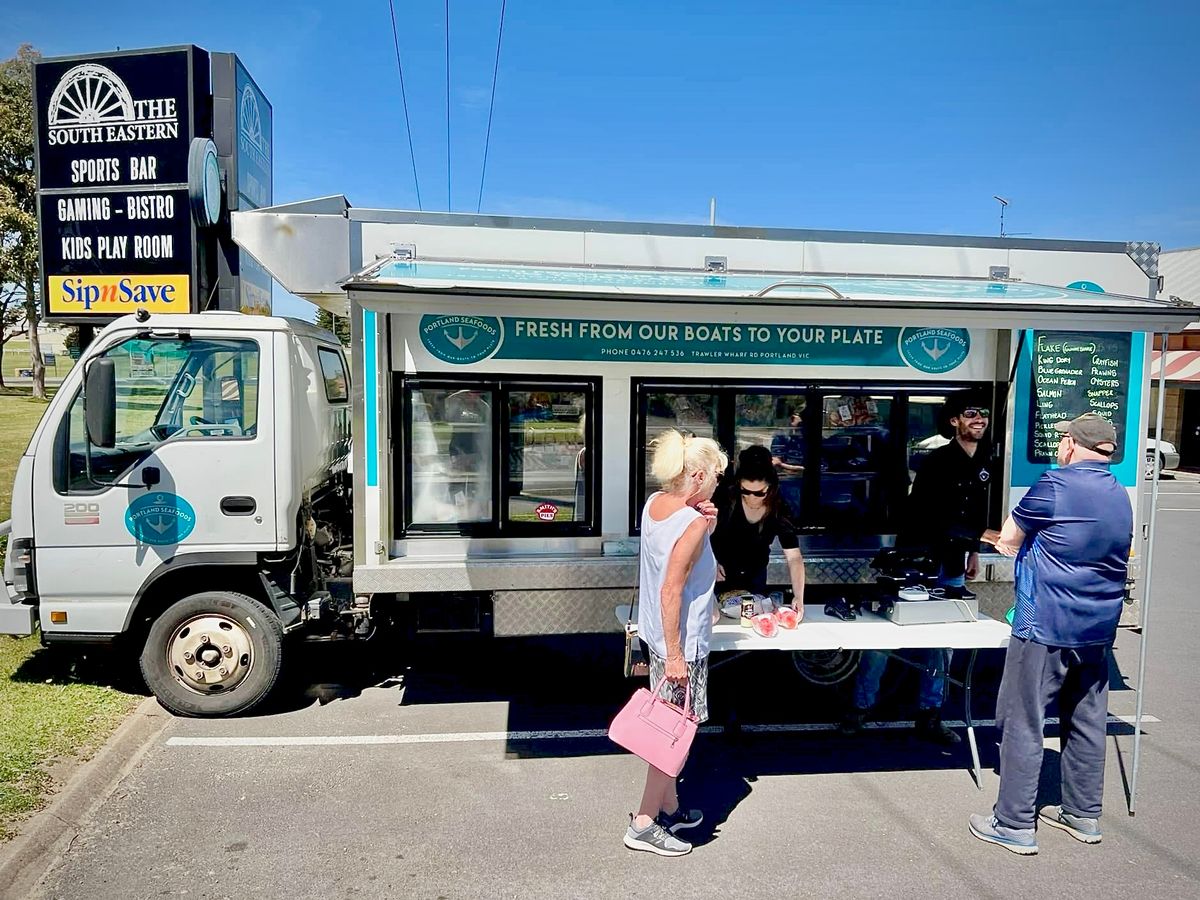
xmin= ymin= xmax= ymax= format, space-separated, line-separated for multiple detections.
xmin=964 ymin=648 xmax=982 ymax=789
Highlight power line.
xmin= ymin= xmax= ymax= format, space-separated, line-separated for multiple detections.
xmin=477 ymin=0 xmax=507 ymax=213
xmin=387 ymin=0 xmax=423 ymax=210
xmin=445 ymin=0 xmax=452 ymax=211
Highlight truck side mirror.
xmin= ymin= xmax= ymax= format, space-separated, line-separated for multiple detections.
xmin=219 ymin=375 xmax=241 ymax=405
xmin=84 ymin=358 xmax=117 ymax=449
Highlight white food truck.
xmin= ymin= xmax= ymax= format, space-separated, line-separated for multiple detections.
xmin=3 ymin=199 xmax=1195 ymax=717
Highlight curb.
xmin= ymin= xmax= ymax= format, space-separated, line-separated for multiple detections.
xmin=0 ymin=695 xmax=169 ymax=900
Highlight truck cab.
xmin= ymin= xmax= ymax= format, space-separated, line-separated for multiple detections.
xmin=2 ymin=311 xmax=351 ymax=716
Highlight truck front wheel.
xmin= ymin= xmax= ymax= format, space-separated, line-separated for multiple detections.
xmin=140 ymin=591 xmax=284 ymax=717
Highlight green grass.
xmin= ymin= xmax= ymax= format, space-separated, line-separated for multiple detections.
xmin=0 ymin=389 xmax=52 ymax=522
xmin=1 ymin=339 xmax=75 ymax=380
xmin=0 ymin=637 xmax=140 ymax=839
xmin=0 ymin=387 xmax=140 ymax=841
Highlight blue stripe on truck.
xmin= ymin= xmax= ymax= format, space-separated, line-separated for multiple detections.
xmin=364 ymin=309 xmax=378 ymax=487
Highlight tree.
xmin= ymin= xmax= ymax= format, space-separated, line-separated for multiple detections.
xmin=0 ymin=281 xmax=29 ymax=387
xmin=0 ymin=45 xmax=44 ymax=399
xmin=316 ymin=308 xmax=351 ymax=346
xmin=63 ymin=324 xmax=80 ymax=357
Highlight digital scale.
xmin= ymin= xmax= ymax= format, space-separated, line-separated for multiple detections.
xmin=884 ymin=595 xmax=980 ymax=625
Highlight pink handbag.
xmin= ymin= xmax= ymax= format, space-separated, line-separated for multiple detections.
xmin=608 ymin=676 xmax=698 ymax=777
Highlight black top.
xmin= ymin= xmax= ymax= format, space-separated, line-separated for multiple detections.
xmin=711 ymin=495 xmax=800 ymax=590
xmin=901 ymin=439 xmax=993 ymax=550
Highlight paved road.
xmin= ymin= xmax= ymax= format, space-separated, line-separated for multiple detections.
xmin=26 ymin=484 xmax=1200 ymax=899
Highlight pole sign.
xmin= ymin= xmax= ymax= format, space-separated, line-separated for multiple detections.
xmin=213 ymin=53 xmax=273 ymax=316
xmin=40 ymin=190 xmax=191 ymax=314
xmin=34 ymin=46 xmax=213 ymax=322
xmin=233 ymin=59 xmax=272 ymax=209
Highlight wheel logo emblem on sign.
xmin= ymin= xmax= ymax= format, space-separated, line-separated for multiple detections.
xmin=47 ymin=64 xmax=134 ymax=126
xmin=239 ymin=85 xmax=271 ymax=161
xmin=43 ymin=60 xmax=180 ymax=148
xmin=125 ymin=492 xmax=197 ymax=545
xmin=419 ymin=314 xmax=503 ymax=364
xmin=898 ymin=327 xmax=970 ymax=374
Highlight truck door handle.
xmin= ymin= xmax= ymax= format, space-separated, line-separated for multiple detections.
xmin=220 ymin=496 xmax=257 ymax=516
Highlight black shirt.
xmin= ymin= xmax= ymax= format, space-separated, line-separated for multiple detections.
xmin=711 ymin=494 xmax=800 ymax=591
xmin=901 ymin=439 xmax=992 ymax=550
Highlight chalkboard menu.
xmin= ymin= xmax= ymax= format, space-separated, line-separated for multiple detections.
xmin=1028 ymin=331 xmax=1131 ymax=464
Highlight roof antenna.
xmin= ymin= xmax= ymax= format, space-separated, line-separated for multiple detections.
xmin=993 ymin=195 xmax=1009 ymax=237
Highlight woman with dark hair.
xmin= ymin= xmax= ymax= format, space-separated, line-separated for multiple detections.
xmin=711 ymin=445 xmax=807 ymax=612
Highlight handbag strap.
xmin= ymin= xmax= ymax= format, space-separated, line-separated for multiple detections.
xmin=626 ymin=548 xmax=640 ymax=628
xmin=650 ymin=673 xmax=693 ymax=719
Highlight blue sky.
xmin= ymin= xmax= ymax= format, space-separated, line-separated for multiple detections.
xmin=5 ymin=0 xmax=1200 ymax=319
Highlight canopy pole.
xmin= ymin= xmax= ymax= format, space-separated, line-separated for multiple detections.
xmin=1129 ymin=330 xmax=1169 ymax=815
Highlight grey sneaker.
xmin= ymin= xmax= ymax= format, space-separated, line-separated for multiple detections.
xmin=624 ymin=816 xmax=692 ymax=856
xmin=1039 ymin=805 xmax=1102 ymax=844
xmin=658 ymin=807 xmax=703 ymax=833
xmin=968 ymin=814 xmax=1038 ymax=855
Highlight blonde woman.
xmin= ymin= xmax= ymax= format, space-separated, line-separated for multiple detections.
xmin=624 ymin=430 xmax=728 ymax=857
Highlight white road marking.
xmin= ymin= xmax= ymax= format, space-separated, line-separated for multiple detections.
xmin=164 ymin=715 xmax=1159 ymax=748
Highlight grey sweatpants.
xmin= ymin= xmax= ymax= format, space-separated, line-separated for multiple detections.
xmin=994 ymin=636 xmax=1111 ymax=830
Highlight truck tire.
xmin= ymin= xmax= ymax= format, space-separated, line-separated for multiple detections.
xmin=139 ymin=591 xmax=284 ymax=717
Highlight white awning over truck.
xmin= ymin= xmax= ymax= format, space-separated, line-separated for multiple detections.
xmin=233 ymin=199 xmax=1197 ymax=332
xmin=343 ymin=258 xmax=1198 ymax=334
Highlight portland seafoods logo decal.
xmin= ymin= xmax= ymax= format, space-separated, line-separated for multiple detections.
xmin=420 ymin=315 xmax=503 ymax=364
xmin=898 ymin=327 xmax=970 ymax=374
xmin=125 ymin=492 xmax=196 ymax=546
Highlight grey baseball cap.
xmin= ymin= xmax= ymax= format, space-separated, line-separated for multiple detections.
xmin=1054 ymin=413 xmax=1118 ymax=454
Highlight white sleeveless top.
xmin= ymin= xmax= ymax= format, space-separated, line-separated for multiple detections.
xmin=637 ymin=493 xmax=717 ymax=662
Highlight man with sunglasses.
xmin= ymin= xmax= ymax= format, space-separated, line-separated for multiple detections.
xmin=842 ymin=392 xmax=997 ymax=744
xmin=904 ymin=394 xmax=995 ymax=600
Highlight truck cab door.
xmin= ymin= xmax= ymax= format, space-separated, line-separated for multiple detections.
xmin=31 ymin=330 xmax=279 ymax=636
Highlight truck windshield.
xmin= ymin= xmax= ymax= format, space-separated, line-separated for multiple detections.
xmin=57 ymin=336 xmax=260 ymax=492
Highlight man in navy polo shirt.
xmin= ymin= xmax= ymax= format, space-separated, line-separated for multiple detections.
xmin=970 ymin=413 xmax=1132 ymax=856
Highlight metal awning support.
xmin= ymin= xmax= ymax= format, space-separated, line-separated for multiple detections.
xmin=1129 ymin=329 xmax=1169 ymax=815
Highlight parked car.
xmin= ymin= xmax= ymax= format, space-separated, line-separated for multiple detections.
xmin=1146 ymin=438 xmax=1180 ymax=478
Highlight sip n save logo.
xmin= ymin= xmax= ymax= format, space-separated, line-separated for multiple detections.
xmin=898 ymin=327 xmax=970 ymax=374
xmin=47 ymin=274 xmax=190 ymax=315
xmin=420 ymin=314 xmax=503 ymax=364
xmin=46 ymin=63 xmax=179 ymax=146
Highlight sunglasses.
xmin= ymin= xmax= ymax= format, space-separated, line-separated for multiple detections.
xmin=960 ymin=408 xmax=990 ymax=419
xmin=740 ymin=487 xmax=769 ymax=497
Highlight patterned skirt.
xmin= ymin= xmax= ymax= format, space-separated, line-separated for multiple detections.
xmin=647 ymin=648 xmax=710 ymax=724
